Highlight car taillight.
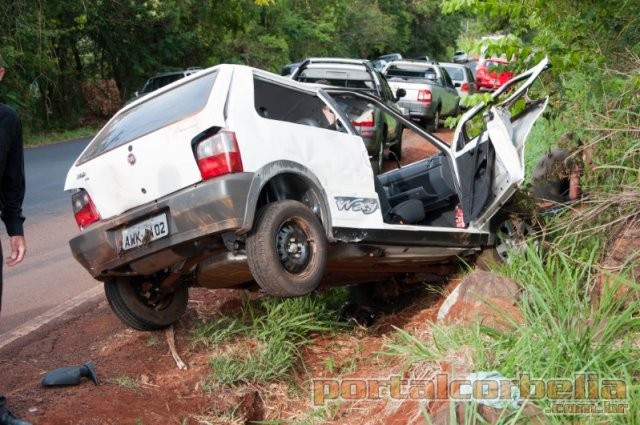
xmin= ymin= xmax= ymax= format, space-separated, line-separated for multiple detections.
xmin=72 ymin=189 xmax=101 ymax=230
xmin=351 ymin=112 xmax=375 ymax=136
xmin=461 ymin=82 xmax=470 ymax=93
xmin=195 ymin=131 xmax=243 ymax=180
xmin=351 ymin=112 xmax=375 ymax=128
xmin=417 ymin=89 xmax=432 ymax=104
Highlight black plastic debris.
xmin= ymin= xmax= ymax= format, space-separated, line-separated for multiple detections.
xmin=41 ymin=361 xmax=99 ymax=387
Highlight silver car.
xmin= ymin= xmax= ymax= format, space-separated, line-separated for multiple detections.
xmin=440 ymin=62 xmax=477 ymax=107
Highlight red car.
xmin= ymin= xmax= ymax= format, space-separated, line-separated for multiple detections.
xmin=475 ymin=58 xmax=514 ymax=91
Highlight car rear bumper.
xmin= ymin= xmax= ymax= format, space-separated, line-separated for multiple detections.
xmin=397 ymin=99 xmax=436 ymax=120
xmin=69 ymin=173 xmax=254 ymax=279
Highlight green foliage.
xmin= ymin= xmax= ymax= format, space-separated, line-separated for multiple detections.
xmin=111 ymin=375 xmax=141 ymax=393
xmin=194 ymin=290 xmax=348 ymax=386
xmin=385 ymin=240 xmax=640 ymax=422
xmin=443 ymin=0 xmax=640 ymax=72
xmin=1 ymin=0 xmax=464 ymax=132
xmin=23 ymin=126 xmax=99 ymax=147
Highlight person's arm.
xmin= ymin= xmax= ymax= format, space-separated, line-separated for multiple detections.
xmin=6 ymin=235 xmax=25 ymax=266
xmin=0 ymin=106 xmax=26 ymax=265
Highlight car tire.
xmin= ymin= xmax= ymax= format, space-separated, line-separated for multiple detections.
xmin=246 ymin=200 xmax=327 ymax=297
xmin=370 ymin=141 xmax=384 ymax=175
xmin=104 ymin=277 xmax=189 ymax=331
xmin=370 ymin=158 xmax=381 ymax=175
xmin=389 ymin=126 xmax=403 ymax=161
xmin=431 ymin=106 xmax=440 ymax=132
xmin=476 ymin=215 xmax=537 ymax=269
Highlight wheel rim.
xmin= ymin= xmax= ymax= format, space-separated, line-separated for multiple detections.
xmin=494 ymin=218 xmax=534 ymax=261
xmin=276 ymin=218 xmax=312 ymax=274
xmin=133 ymin=279 xmax=174 ymax=311
xmin=434 ymin=109 xmax=440 ymax=130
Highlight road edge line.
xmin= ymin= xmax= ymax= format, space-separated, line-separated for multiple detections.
xmin=0 ymin=285 xmax=102 ymax=350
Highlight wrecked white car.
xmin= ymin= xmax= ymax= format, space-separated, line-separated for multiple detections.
xmin=65 ymin=58 xmax=551 ymax=330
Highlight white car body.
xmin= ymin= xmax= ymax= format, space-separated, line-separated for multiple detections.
xmin=65 ymin=57 xmax=551 ymax=330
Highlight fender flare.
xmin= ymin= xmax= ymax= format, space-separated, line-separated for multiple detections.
xmin=239 ymin=160 xmax=334 ymax=241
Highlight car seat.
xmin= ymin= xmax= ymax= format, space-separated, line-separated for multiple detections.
xmin=374 ymin=177 xmax=425 ymax=224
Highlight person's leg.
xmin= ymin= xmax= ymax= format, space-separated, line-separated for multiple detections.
xmin=0 ymin=240 xmax=4 ymax=314
xmin=0 ymin=251 xmax=30 ymax=425
xmin=0 ymin=394 xmax=32 ymax=424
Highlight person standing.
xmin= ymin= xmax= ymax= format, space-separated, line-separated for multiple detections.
xmin=0 ymin=54 xmax=31 ymax=425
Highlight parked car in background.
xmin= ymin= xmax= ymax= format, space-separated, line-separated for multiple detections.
xmin=440 ymin=62 xmax=477 ymax=107
xmin=370 ymin=59 xmax=387 ymax=71
xmin=64 ymin=58 xmax=552 ymax=331
xmin=128 ymin=68 xmax=202 ymax=103
xmin=291 ymin=57 xmax=406 ymax=170
xmin=280 ymin=62 xmax=300 ymax=76
xmin=382 ymin=59 xmax=459 ymax=131
xmin=378 ymin=53 xmax=403 ymax=63
xmin=452 ymin=50 xmax=468 ymax=63
xmin=475 ymin=58 xmax=514 ymax=91
xmin=415 ymin=55 xmax=431 ymax=61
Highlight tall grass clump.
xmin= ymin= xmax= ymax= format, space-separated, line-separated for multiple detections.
xmin=386 ymin=57 xmax=640 ymax=423
xmin=193 ymin=290 xmax=347 ymax=387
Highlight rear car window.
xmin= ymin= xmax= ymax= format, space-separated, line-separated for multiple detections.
xmin=385 ymin=64 xmax=437 ymax=80
xmin=443 ymin=66 xmax=464 ymax=81
xmin=253 ymin=77 xmax=331 ymax=128
xmin=77 ymin=71 xmax=217 ymax=164
xmin=297 ymin=67 xmax=375 ymax=90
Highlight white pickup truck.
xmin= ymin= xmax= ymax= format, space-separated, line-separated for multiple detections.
xmin=382 ymin=60 xmax=460 ymax=131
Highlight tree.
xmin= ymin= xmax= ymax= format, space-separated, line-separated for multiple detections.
xmin=442 ymin=0 xmax=640 ymax=72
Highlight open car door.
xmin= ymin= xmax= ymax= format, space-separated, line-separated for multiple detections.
xmin=449 ymin=57 xmax=551 ymax=228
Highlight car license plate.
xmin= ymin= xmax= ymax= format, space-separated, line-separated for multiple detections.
xmin=121 ymin=213 xmax=169 ymax=251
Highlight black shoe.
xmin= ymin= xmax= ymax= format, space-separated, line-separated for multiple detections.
xmin=0 ymin=411 xmax=32 ymax=425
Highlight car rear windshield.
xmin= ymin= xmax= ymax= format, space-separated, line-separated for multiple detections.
xmin=443 ymin=66 xmax=464 ymax=81
xmin=77 ymin=71 xmax=217 ymax=164
xmin=385 ymin=64 xmax=437 ymax=81
xmin=297 ymin=67 xmax=375 ymax=90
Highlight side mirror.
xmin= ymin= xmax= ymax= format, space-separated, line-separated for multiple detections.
xmin=395 ymin=88 xmax=406 ymax=100
xmin=42 ymin=361 xmax=99 ymax=386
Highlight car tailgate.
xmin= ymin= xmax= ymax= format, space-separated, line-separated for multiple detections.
xmin=66 ymin=123 xmax=211 ymax=219
xmin=65 ymin=69 xmax=232 ymax=219
xmin=386 ymin=79 xmax=431 ymax=102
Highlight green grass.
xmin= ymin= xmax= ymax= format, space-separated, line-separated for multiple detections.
xmin=111 ymin=375 xmax=141 ymax=393
xmin=384 ymin=59 xmax=640 ymax=423
xmin=385 ymin=242 xmax=640 ymax=424
xmin=193 ymin=290 xmax=348 ymax=387
xmin=24 ymin=126 xmax=99 ymax=147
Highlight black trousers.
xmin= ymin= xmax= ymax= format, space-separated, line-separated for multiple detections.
xmin=0 ymin=240 xmax=3 ymax=313
xmin=0 ymin=237 xmax=6 ymax=414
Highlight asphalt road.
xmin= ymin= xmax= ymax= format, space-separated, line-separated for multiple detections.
xmin=0 ymin=138 xmax=100 ymax=339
